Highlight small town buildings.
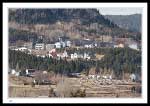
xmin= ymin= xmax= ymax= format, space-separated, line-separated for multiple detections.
xmin=61 ymin=42 xmax=66 ymax=48
xmin=55 ymin=42 xmax=62 ymax=48
xmin=65 ymin=40 xmax=71 ymax=47
xmin=25 ymin=69 xmax=37 ymax=77
xmin=48 ymin=49 xmax=57 ymax=58
xmin=130 ymin=73 xmax=136 ymax=82
xmin=71 ymin=52 xmax=90 ymax=60
xmin=10 ymin=69 xmax=16 ymax=75
xmin=35 ymin=43 xmax=45 ymax=50
xmin=13 ymin=47 xmax=32 ymax=54
xmin=15 ymin=72 xmax=21 ymax=76
xmin=14 ymin=47 xmax=28 ymax=52
xmin=46 ymin=44 xmax=55 ymax=51
xmin=84 ymin=44 xmax=93 ymax=48
xmin=71 ymin=53 xmax=78 ymax=59
xmin=9 ymin=69 xmax=21 ymax=76
xmin=55 ymin=40 xmax=71 ymax=48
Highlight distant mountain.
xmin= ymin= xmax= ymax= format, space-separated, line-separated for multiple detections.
xmin=104 ymin=14 xmax=141 ymax=32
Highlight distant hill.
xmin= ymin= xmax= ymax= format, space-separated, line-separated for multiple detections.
xmin=104 ymin=14 xmax=141 ymax=32
xmin=9 ymin=9 xmax=141 ymax=42
xmin=9 ymin=9 xmax=116 ymax=27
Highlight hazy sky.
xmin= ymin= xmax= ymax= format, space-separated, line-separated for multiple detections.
xmin=99 ymin=8 xmax=142 ymax=15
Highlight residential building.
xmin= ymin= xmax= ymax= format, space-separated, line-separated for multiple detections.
xmin=84 ymin=44 xmax=93 ymax=48
xmin=61 ymin=42 xmax=66 ymax=48
xmin=65 ymin=40 xmax=71 ymax=47
xmin=10 ymin=69 xmax=16 ymax=75
xmin=55 ymin=42 xmax=62 ymax=48
xmin=71 ymin=53 xmax=78 ymax=59
xmin=35 ymin=43 xmax=45 ymax=50
xmin=10 ymin=69 xmax=21 ymax=76
xmin=48 ymin=49 xmax=57 ymax=58
xmin=130 ymin=73 xmax=136 ymax=82
xmin=25 ymin=69 xmax=37 ymax=77
xmin=14 ymin=47 xmax=28 ymax=52
xmin=46 ymin=44 xmax=55 ymax=50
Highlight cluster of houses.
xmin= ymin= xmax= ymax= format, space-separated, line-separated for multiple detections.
xmin=9 ymin=68 xmax=38 ymax=77
xmin=48 ymin=49 xmax=68 ymax=59
xmin=10 ymin=37 xmax=71 ymax=52
xmin=10 ymin=36 xmax=140 ymax=56
xmin=48 ymin=48 xmax=91 ymax=60
xmin=70 ymin=52 xmax=90 ymax=60
xmin=10 ymin=36 xmax=140 ymax=62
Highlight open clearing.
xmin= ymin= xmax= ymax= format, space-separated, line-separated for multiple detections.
xmin=9 ymin=75 xmax=141 ymax=98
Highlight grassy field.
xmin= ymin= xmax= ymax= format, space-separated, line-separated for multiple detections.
xmin=9 ymin=75 xmax=141 ymax=98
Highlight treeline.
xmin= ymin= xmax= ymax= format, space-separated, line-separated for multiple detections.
xmin=9 ymin=48 xmax=141 ymax=78
xmin=100 ymin=48 xmax=141 ymax=79
xmin=9 ymin=50 xmax=95 ymax=74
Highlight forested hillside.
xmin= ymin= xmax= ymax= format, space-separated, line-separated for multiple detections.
xmin=9 ymin=48 xmax=141 ymax=79
xmin=9 ymin=9 xmax=141 ymax=42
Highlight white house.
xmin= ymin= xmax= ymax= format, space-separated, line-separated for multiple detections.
xmin=66 ymin=41 xmax=71 ymax=47
xmin=71 ymin=53 xmax=78 ymax=59
xmin=10 ymin=69 xmax=21 ymax=76
xmin=84 ymin=44 xmax=93 ymax=48
xmin=55 ymin=42 xmax=62 ymax=48
xmin=15 ymin=47 xmax=28 ymax=52
xmin=130 ymin=73 xmax=136 ymax=82
xmin=35 ymin=43 xmax=45 ymax=50
xmin=94 ymin=43 xmax=97 ymax=47
xmin=15 ymin=72 xmax=20 ymax=76
xmin=11 ymin=69 xmax=16 ymax=75
xmin=61 ymin=42 xmax=66 ymax=48
xmin=26 ymin=69 xmax=36 ymax=76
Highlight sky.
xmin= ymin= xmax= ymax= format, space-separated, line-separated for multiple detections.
xmin=98 ymin=8 xmax=142 ymax=15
